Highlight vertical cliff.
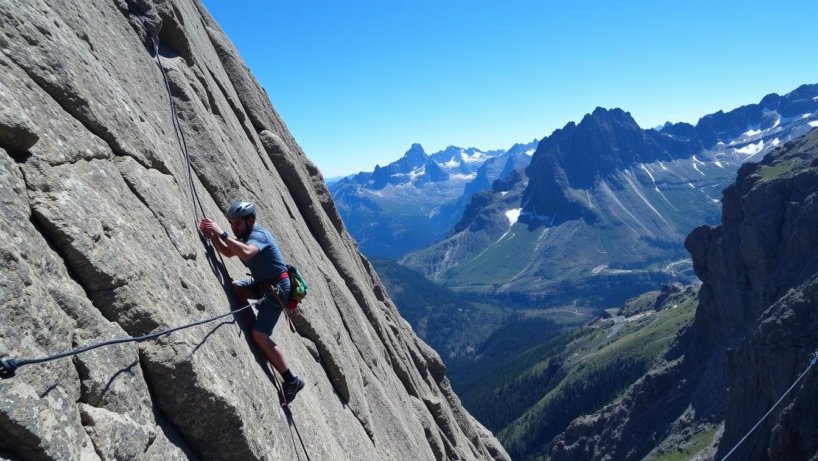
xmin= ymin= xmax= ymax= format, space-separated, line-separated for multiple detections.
xmin=693 ymin=128 xmax=818 ymax=460
xmin=550 ymin=129 xmax=818 ymax=460
xmin=0 ymin=1 xmax=508 ymax=459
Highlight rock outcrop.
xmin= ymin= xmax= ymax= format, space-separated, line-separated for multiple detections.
xmin=550 ymin=129 xmax=818 ymax=460
xmin=0 ymin=1 xmax=507 ymax=460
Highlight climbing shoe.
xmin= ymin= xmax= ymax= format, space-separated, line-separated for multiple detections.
xmin=284 ymin=376 xmax=305 ymax=403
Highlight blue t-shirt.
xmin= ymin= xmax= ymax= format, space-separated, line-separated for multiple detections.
xmin=240 ymin=225 xmax=287 ymax=283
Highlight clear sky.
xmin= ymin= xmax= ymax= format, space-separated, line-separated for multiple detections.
xmin=201 ymin=1 xmax=818 ymax=178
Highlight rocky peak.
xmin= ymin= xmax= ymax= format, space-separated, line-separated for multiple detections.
xmin=0 ymin=1 xmax=508 ymax=460
xmin=401 ymin=142 xmax=429 ymax=168
xmin=367 ymin=144 xmax=438 ymax=189
xmin=505 ymin=139 xmax=538 ymax=157
xmin=430 ymin=145 xmax=467 ymax=164
xmin=569 ymin=107 xmax=669 ymax=174
xmin=520 ymin=106 xmax=670 ymax=225
xmin=521 ymin=83 xmax=818 ymax=229
xmin=533 ymin=106 xmax=672 ymax=180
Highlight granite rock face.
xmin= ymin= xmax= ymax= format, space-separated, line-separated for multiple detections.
xmin=0 ymin=1 xmax=507 ymax=460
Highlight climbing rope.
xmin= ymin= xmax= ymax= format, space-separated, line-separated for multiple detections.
xmin=0 ymin=301 xmax=257 ymax=379
xmin=720 ymin=350 xmax=818 ymax=460
xmin=134 ymin=13 xmax=206 ymax=227
xmin=269 ymin=367 xmax=313 ymax=461
xmin=131 ymin=10 xmax=233 ymax=279
xmin=263 ymin=286 xmax=311 ymax=460
xmin=152 ymin=36 xmax=210 ymax=224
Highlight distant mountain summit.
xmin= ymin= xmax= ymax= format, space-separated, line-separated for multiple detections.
xmin=330 ymin=140 xmax=538 ymax=258
xmin=348 ymin=143 xmax=447 ymax=190
xmin=521 ymin=107 xmax=678 ymax=225
xmin=430 ymin=145 xmax=503 ymax=174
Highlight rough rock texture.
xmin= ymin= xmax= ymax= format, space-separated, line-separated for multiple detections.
xmin=703 ymin=130 xmax=818 ymax=460
xmin=0 ymin=1 xmax=507 ymax=460
xmin=550 ymin=130 xmax=818 ymax=460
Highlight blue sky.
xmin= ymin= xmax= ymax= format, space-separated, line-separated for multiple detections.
xmin=202 ymin=1 xmax=818 ymax=178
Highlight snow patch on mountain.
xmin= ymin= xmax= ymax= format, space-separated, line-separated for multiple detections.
xmin=505 ymin=208 xmax=522 ymax=226
xmin=735 ymin=140 xmax=765 ymax=156
xmin=623 ymin=171 xmax=668 ymax=224
xmin=462 ymin=150 xmax=489 ymax=163
xmin=409 ymin=166 xmax=426 ymax=180
xmin=640 ymin=163 xmax=656 ymax=183
xmin=450 ymin=173 xmax=478 ymax=181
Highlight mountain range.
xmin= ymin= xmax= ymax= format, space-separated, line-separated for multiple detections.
xmin=330 ymin=140 xmax=538 ymax=258
xmin=396 ymin=124 xmax=818 ymax=461
xmin=399 ymin=84 xmax=818 ymax=308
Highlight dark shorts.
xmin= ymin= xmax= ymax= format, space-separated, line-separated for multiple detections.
xmin=235 ymin=277 xmax=291 ymax=335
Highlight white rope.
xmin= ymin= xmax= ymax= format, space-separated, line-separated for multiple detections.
xmin=721 ymin=352 xmax=818 ymax=460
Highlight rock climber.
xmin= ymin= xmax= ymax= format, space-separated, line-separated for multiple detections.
xmin=199 ymin=201 xmax=305 ymax=402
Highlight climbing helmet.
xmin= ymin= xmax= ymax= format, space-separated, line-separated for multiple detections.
xmin=226 ymin=201 xmax=256 ymax=219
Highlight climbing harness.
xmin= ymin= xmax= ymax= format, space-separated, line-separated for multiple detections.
xmin=720 ymin=350 xmax=818 ymax=460
xmin=264 ymin=275 xmax=298 ymax=334
xmin=0 ymin=301 xmax=257 ymax=379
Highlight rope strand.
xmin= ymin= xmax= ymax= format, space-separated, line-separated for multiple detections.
xmin=721 ymin=352 xmax=818 ymax=460
xmin=139 ymin=17 xmax=228 ymax=272
xmin=147 ymin=32 xmax=204 ymax=224
xmin=0 ymin=302 xmax=256 ymax=379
